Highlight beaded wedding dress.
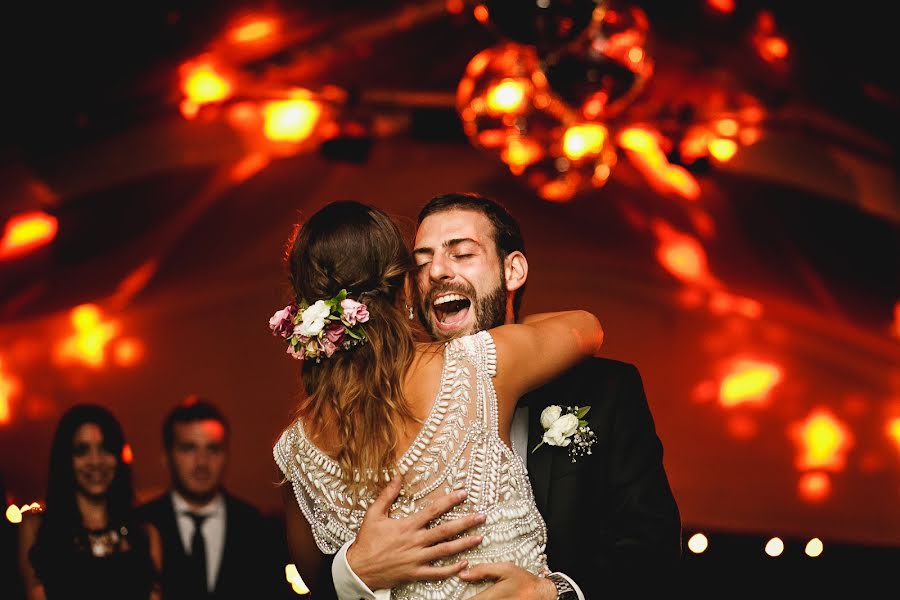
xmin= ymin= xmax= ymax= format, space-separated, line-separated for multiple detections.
xmin=274 ymin=330 xmax=548 ymax=599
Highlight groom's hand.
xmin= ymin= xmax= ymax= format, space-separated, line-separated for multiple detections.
xmin=347 ymin=476 xmax=486 ymax=590
xmin=461 ymin=562 xmax=558 ymax=599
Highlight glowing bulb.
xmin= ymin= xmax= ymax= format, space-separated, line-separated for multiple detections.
xmin=805 ymin=537 xmax=824 ymax=557
xmin=687 ymin=533 xmax=708 ymax=554
xmin=6 ymin=504 xmax=22 ymax=523
xmin=764 ymin=537 xmax=784 ymax=557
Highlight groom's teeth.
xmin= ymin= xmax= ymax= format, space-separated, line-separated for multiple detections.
xmin=434 ymin=294 xmax=465 ymax=306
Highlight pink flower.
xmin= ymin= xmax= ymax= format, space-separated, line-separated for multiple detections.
xmin=324 ymin=322 xmax=346 ymax=345
xmin=320 ymin=337 xmax=337 ymax=358
xmin=269 ymin=304 xmax=297 ymax=338
xmin=341 ymin=299 xmax=370 ymax=326
xmin=286 ymin=344 xmax=305 ymax=360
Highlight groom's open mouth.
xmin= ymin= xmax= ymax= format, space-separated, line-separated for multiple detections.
xmin=432 ymin=293 xmax=472 ymax=333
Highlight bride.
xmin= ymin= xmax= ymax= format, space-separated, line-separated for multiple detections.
xmin=272 ymin=200 xmax=602 ymax=598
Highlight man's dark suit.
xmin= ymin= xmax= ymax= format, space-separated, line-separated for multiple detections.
xmin=521 ymin=357 xmax=682 ymax=597
xmin=138 ymin=492 xmax=283 ymax=600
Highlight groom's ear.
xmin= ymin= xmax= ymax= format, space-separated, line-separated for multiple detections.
xmin=504 ymin=251 xmax=528 ymax=293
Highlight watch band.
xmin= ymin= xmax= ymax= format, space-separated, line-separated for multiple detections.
xmin=547 ymin=573 xmax=578 ymax=600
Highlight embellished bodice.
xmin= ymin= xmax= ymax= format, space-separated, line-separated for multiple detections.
xmin=274 ymin=330 xmax=548 ymax=599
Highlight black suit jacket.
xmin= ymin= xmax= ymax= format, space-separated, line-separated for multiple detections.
xmin=316 ymin=357 xmax=681 ymax=599
xmin=137 ymin=491 xmax=283 ymax=600
xmin=520 ymin=358 xmax=682 ymax=597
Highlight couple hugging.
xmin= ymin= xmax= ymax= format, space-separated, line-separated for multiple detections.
xmin=272 ymin=193 xmax=681 ymax=599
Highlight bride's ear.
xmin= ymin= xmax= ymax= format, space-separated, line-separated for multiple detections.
xmin=504 ymin=251 xmax=528 ymax=293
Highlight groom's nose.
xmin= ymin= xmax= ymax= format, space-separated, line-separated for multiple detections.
xmin=428 ymin=252 xmax=454 ymax=282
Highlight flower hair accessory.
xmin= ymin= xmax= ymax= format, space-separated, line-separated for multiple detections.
xmin=268 ymin=289 xmax=369 ymax=362
xmin=532 ymin=405 xmax=597 ymax=463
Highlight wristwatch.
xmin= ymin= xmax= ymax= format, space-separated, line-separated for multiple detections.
xmin=547 ymin=573 xmax=578 ymax=600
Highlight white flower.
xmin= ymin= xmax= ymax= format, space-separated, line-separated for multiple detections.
xmin=540 ymin=405 xmax=562 ymax=430
xmin=297 ymin=300 xmax=330 ymax=336
xmin=542 ymin=427 xmax=571 ymax=447
xmin=533 ymin=405 xmax=597 ymax=462
xmin=543 ymin=414 xmax=579 ymax=447
xmin=550 ymin=413 xmax=579 ymax=438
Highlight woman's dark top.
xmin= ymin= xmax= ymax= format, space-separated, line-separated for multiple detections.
xmin=29 ymin=516 xmax=159 ymax=600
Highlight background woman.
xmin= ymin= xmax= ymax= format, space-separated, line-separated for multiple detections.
xmin=18 ymin=403 xmax=162 ymax=600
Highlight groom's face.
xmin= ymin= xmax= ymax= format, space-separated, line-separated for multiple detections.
xmin=413 ymin=209 xmax=508 ymax=341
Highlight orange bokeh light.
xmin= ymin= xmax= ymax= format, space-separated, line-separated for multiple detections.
xmin=707 ymin=0 xmax=735 ymax=13
xmin=54 ymin=304 xmax=120 ymax=369
xmin=0 ymin=359 xmax=21 ymax=425
xmin=798 ymin=471 xmax=831 ymax=503
xmin=262 ymin=98 xmax=321 ymax=143
xmin=708 ymin=138 xmax=738 ymax=162
xmin=112 ymin=338 xmax=144 ymax=367
xmin=121 ymin=443 xmax=134 ymax=464
xmin=230 ymin=18 xmax=277 ymax=43
xmin=563 ymin=124 xmax=607 ymax=161
xmin=501 ymin=138 xmax=543 ymax=173
xmin=473 ymin=4 xmax=489 ymax=24
xmin=181 ymin=60 xmax=232 ymax=105
xmin=790 ymin=408 xmax=854 ymax=472
xmin=618 ymin=127 xmax=658 ymax=155
xmin=651 ymin=221 xmax=713 ymax=285
xmin=887 ymin=417 xmax=900 ymax=454
xmin=726 ymin=414 xmax=758 ymax=440
xmin=486 ymin=79 xmax=530 ymax=115
xmin=719 ymin=359 xmax=782 ymax=408
xmin=759 ymin=36 xmax=789 ymax=61
xmin=0 ymin=211 xmax=58 ymax=260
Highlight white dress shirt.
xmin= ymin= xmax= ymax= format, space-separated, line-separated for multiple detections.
xmin=171 ymin=491 xmax=226 ymax=592
xmin=330 ymin=407 xmax=586 ymax=600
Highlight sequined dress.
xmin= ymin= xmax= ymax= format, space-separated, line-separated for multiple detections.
xmin=274 ymin=330 xmax=548 ymax=599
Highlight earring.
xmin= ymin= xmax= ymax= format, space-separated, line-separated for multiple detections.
xmin=406 ymin=304 xmax=415 ymax=320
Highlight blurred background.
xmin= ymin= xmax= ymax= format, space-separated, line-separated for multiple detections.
xmin=1 ymin=0 xmax=898 ymax=592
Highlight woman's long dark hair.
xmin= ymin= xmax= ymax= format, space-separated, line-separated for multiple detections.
xmin=287 ymin=201 xmax=417 ymax=496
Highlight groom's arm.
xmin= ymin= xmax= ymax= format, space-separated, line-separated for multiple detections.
xmin=330 ymin=478 xmax=485 ymax=599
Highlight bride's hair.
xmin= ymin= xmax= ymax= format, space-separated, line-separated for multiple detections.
xmin=286 ymin=200 xmax=416 ymax=494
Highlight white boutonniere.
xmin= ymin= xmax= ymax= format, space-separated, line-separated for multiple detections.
xmin=532 ymin=405 xmax=597 ymax=463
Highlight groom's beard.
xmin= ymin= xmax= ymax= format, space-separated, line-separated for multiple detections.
xmin=419 ymin=272 xmax=506 ymax=341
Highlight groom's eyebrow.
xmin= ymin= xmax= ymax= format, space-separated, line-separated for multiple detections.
xmin=444 ymin=238 xmax=479 ymax=249
xmin=413 ymin=238 xmax=479 ymax=256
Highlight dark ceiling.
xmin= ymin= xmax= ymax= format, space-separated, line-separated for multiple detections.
xmin=1 ymin=0 xmax=898 ymax=159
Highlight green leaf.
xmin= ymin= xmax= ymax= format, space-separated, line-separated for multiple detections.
xmin=334 ymin=289 xmax=348 ymax=303
xmin=575 ymin=406 xmax=590 ymax=419
xmin=347 ymin=329 xmax=361 ymax=340
xmin=531 ymin=441 xmax=544 ymax=454
xmin=579 ymin=420 xmax=588 ymax=427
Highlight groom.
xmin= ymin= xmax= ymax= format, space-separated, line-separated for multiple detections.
xmin=328 ymin=192 xmax=682 ymax=598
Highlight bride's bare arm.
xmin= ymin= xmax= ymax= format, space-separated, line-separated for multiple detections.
xmin=492 ymin=310 xmax=603 ymax=401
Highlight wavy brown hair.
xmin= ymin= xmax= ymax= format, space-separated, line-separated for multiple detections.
xmin=287 ymin=201 xmax=417 ymax=495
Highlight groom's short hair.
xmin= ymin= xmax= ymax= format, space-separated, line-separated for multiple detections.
xmin=418 ymin=192 xmax=526 ymax=320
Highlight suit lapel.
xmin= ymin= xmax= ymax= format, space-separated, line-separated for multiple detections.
xmin=212 ymin=495 xmax=230 ymax=594
xmin=162 ymin=495 xmax=188 ymax=561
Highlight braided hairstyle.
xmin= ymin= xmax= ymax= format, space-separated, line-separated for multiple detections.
xmin=286 ymin=201 xmax=417 ymax=495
